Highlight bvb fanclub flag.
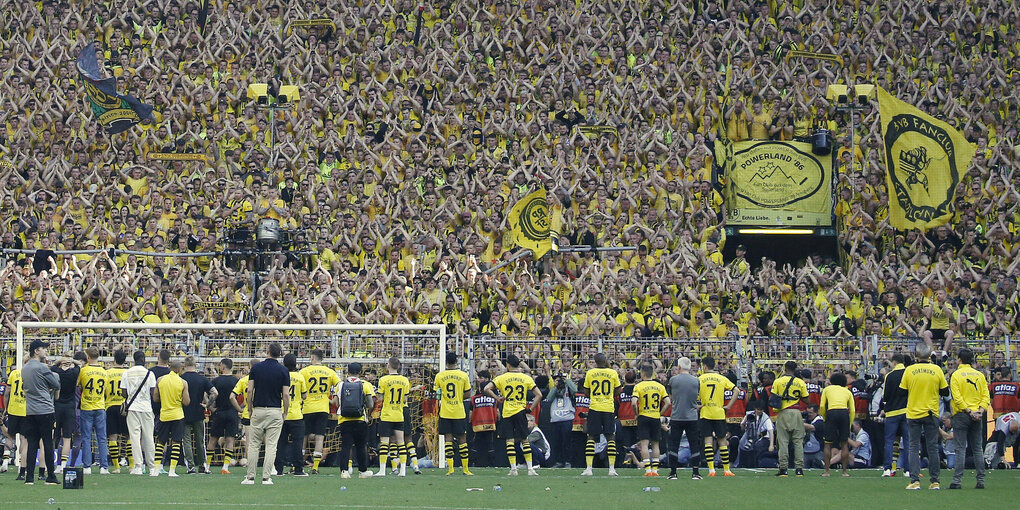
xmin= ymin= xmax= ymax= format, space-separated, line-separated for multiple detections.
xmin=508 ymin=188 xmax=555 ymax=259
xmin=76 ymin=42 xmax=154 ymax=134
xmin=877 ymin=86 xmax=975 ymax=230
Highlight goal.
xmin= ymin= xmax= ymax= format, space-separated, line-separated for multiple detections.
xmin=16 ymin=321 xmax=448 ymax=468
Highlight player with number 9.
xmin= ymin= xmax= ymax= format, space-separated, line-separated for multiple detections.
xmin=434 ymin=352 xmax=473 ymax=475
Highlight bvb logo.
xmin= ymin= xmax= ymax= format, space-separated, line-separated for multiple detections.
xmin=83 ymin=80 xmax=123 ymax=110
xmin=519 ymin=196 xmax=550 ymax=241
xmin=885 ymin=114 xmax=958 ymax=223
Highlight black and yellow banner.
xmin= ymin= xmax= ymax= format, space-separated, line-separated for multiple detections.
xmin=149 ymin=152 xmax=206 ymax=161
xmin=878 ymin=87 xmax=975 ymax=230
xmin=724 ymin=140 xmax=833 ymax=226
xmin=76 ymin=42 xmax=153 ymax=134
xmin=190 ymin=301 xmax=249 ymax=311
xmin=508 ymin=188 xmax=553 ymax=258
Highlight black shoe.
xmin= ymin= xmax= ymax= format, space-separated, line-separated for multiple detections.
xmin=187 ymin=467 xmax=197 ymax=475
xmin=39 ymin=467 xmax=46 ymax=478
xmin=293 ymin=471 xmax=309 ymax=477
xmin=975 ymin=482 xmax=984 ymax=489
xmin=776 ymin=469 xmax=788 ymax=477
xmin=16 ymin=471 xmax=26 ymax=481
xmin=691 ymin=473 xmax=703 ymax=480
xmin=948 ymin=483 xmax=962 ymax=490
xmin=24 ymin=479 xmax=34 ymax=485
xmin=45 ymin=476 xmax=59 ymax=485
xmin=667 ymin=473 xmax=678 ymax=480
xmin=795 ymin=469 xmax=804 ymax=477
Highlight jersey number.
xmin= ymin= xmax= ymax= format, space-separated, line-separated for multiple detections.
xmin=12 ymin=380 xmax=22 ymax=397
xmin=590 ymin=379 xmax=612 ymax=397
xmin=707 ymin=384 xmax=716 ymax=400
xmin=504 ymin=385 xmax=526 ymax=401
xmin=388 ymin=387 xmax=404 ymax=405
xmin=289 ymin=385 xmax=297 ymax=400
xmin=642 ymin=393 xmax=661 ymax=410
xmin=309 ymin=376 xmax=329 ymax=393
xmin=84 ymin=378 xmax=105 ymax=395
xmin=445 ymin=382 xmax=458 ymax=400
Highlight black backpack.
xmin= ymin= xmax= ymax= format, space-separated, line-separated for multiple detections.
xmin=339 ymin=380 xmax=366 ymax=418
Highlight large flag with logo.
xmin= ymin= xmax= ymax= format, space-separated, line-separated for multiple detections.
xmin=878 ymin=86 xmax=975 ymax=230
xmin=508 ymin=188 xmax=553 ymax=258
xmin=723 ymin=140 xmax=833 ymax=226
xmin=76 ymin=42 xmax=154 ymax=134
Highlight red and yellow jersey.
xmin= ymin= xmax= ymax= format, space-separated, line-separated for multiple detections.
xmin=724 ymin=387 xmax=748 ymax=423
xmin=990 ymin=381 xmax=1020 ymax=417
xmin=470 ymin=393 xmax=498 ymax=432
xmin=617 ymin=384 xmax=637 ymax=425
xmin=572 ymin=393 xmax=590 ymax=432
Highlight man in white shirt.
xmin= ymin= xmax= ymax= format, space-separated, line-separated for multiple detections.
xmin=849 ymin=420 xmax=872 ymax=468
xmin=120 ymin=350 xmax=157 ymax=475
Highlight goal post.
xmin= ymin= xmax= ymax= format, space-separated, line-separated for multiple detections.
xmin=16 ymin=321 xmax=448 ymax=467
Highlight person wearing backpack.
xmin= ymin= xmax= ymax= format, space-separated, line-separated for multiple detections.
xmin=544 ymin=372 xmax=577 ymax=468
xmin=332 ymin=362 xmax=376 ymax=479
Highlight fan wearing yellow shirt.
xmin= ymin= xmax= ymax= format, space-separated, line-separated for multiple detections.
xmin=632 ymin=364 xmax=670 ymax=477
xmin=152 ymin=360 xmax=191 ymax=478
xmin=899 ymin=343 xmax=949 ymax=490
xmin=484 ymin=354 xmax=542 ymax=477
xmin=78 ymin=346 xmax=111 ymax=474
xmin=434 ymin=352 xmax=472 ymax=476
xmin=948 ymin=348 xmax=989 ymax=489
xmin=278 ymin=354 xmax=309 ymax=476
xmin=819 ymin=372 xmax=855 ymax=478
xmin=300 ymin=349 xmax=341 ymax=474
xmin=375 ymin=357 xmax=412 ymax=477
xmin=105 ymin=349 xmax=130 ymax=473
xmin=699 ymin=356 xmax=736 ymax=477
xmin=580 ymin=352 xmax=622 ymax=476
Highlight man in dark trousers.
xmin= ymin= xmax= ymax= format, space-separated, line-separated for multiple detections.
xmin=207 ymin=359 xmax=239 ymax=474
xmin=181 ymin=356 xmax=215 ymax=474
xmin=243 ymin=343 xmax=290 ymax=485
xmin=21 ymin=340 xmax=61 ymax=485
xmin=50 ymin=352 xmax=83 ymax=473
xmin=334 ymin=362 xmax=376 ymax=479
xmin=880 ymin=353 xmax=910 ymax=477
xmin=667 ymin=357 xmax=702 ymax=480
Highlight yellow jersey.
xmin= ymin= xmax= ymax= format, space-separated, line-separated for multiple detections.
xmin=378 ymin=374 xmax=411 ymax=423
xmin=771 ymin=375 xmax=809 ymax=410
xmin=949 ymin=363 xmax=989 ymax=414
xmin=434 ymin=369 xmax=471 ymax=420
xmin=285 ymin=371 xmax=306 ymax=421
xmin=78 ymin=364 xmax=108 ymax=411
xmin=232 ymin=375 xmax=250 ymax=419
xmin=106 ymin=367 xmax=127 ymax=408
xmin=300 ymin=365 xmax=341 ymax=414
xmin=698 ymin=372 xmax=735 ymax=420
xmin=819 ymin=384 xmax=855 ymax=423
xmin=899 ymin=362 xmax=948 ymax=419
xmin=633 ymin=380 xmax=668 ymax=419
xmin=583 ymin=367 xmax=622 ymax=413
xmin=6 ymin=369 xmax=25 ymax=416
xmin=492 ymin=371 xmax=536 ymax=418
xmin=158 ymin=372 xmax=186 ymax=422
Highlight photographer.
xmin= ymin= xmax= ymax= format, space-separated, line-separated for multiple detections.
xmin=737 ymin=401 xmax=776 ymax=468
xmin=804 ymin=404 xmax=825 ymax=469
xmin=544 ymin=372 xmax=577 ymax=468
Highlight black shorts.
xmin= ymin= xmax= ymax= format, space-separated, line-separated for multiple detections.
xmin=157 ymin=419 xmax=185 ymax=443
xmin=824 ymin=409 xmax=851 ymax=446
xmin=304 ymin=412 xmax=329 ymax=436
xmin=106 ymin=407 xmax=128 ymax=436
xmin=6 ymin=414 xmax=23 ymax=436
xmin=210 ymin=409 xmax=240 ymax=438
xmin=497 ymin=411 xmax=529 ymax=441
xmin=437 ymin=417 xmax=469 ymax=436
xmin=54 ymin=402 xmax=76 ymax=439
xmin=929 ymin=329 xmax=947 ymax=341
xmin=698 ymin=418 xmax=728 ymax=439
xmin=636 ymin=416 xmax=661 ymax=442
xmin=378 ymin=419 xmax=405 ymax=437
xmin=586 ymin=410 xmax=617 ymax=437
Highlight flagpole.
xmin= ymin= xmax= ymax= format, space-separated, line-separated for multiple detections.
xmin=482 ymin=249 xmax=533 ymax=275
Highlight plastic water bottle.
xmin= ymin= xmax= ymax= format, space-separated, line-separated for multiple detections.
xmin=493 ymin=484 xmax=502 ymax=492
xmin=48 ymin=499 xmax=55 ymax=505
xmin=341 ymin=486 xmax=347 ymax=491
xmin=642 ymin=487 xmax=661 ymax=492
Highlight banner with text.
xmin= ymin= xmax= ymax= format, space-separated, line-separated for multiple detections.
xmin=725 ymin=140 xmax=833 ymax=226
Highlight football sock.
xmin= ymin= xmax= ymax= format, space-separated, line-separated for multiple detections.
xmin=720 ymin=445 xmax=730 ymax=471
xmin=644 ymin=458 xmax=652 ymax=472
xmin=445 ymin=442 xmax=455 ymax=471
xmin=651 ymin=459 xmax=659 ymax=474
xmin=585 ymin=439 xmax=595 ymax=468
xmin=398 ymin=443 xmax=408 ymax=467
xmin=169 ymin=442 xmax=182 ymax=470
xmin=522 ymin=441 xmax=533 ymax=469
xmin=505 ymin=442 xmax=517 ymax=468
xmin=155 ymin=443 xmax=165 ymax=465
xmin=891 ymin=439 xmax=900 ymax=472
xmin=207 ymin=451 xmax=213 ymax=467
xmin=312 ymin=451 xmax=322 ymax=471
xmin=60 ymin=454 xmax=68 ymax=467
xmin=124 ymin=440 xmax=132 ymax=467
xmin=406 ymin=442 xmax=418 ymax=469
xmin=459 ymin=442 xmax=470 ymax=469
xmin=223 ymin=448 xmax=234 ymax=467
xmin=704 ymin=444 xmax=715 ymax=471
xmin=380 ymin=443 xmax=389 ymax=471
xmin=110 ymin=441 xmax=119 ymax=465
xmin=607 ymin=440 xmax=617 ymax=468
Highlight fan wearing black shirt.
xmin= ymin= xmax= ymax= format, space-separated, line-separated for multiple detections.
xmin=50 ymin=352 xmax=83 ymax=473
xmin=207 ymin=358 xmax=239 ymax=474
xmin=181 ymin=356 xmax=215 ymax=474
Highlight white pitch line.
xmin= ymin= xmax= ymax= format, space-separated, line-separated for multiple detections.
xmin=4 ymin=502 xmax=527 ymax=510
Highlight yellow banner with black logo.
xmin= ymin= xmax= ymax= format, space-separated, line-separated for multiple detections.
xmin=878 ymin=87 xmax=975 ymax=230
xmin=724 ymin=140 xmax=833 ymax=226
xmin=508 ymin=188 xmax=553 ymax=258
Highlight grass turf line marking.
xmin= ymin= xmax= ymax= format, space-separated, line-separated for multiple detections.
xmin=3 ymin=502 xmax=525 ymax=510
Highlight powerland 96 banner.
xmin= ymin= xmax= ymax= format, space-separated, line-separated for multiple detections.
xmin=76 ymin=42 xmax=154 ymax=134
xmin=724 ymin=140 xmax=833 ymax=226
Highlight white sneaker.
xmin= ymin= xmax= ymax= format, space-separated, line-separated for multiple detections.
xmin=359 ymin=471 xmax=374 ymax=479
xmin=100 ymin=468 xmax=111 ymax=475
xmin=129 ymin=468 xmax=144 ymax=475
xmin=83 ymin=467 xmax=93 ymax=475
xmin=375 ymin=470 xmax=386 ymax=477
xmin=527 ymin=468 xmax=539 ymax=476
xmin=340 ymin=470 xmax=351 ymax=479
xmin=168 ymin=471 xmax=179 ymax=478
xmin=608 ymin=468 xmax=619 ymax=477
xmin=0 ymin=460 xmax=8 ymax=473
xmin=508 ymin=468 xmax=519 ymax=476
xmin=398 ymin=469 xmax=406 ymax=477
xmin=882 ymin=469 xmax=893 ymax=477
xmin=241 ymin=478 xmax=255 ymax=485
xmin=150 ymin=469 xmax=160 ymax=477
xmin=54 ymin=464 xmax=63 ymax=474
xmin=271 ymin=467 xmax=278 ymax=476
xmin=581 ymin=468 xmax=593 ymax=476
xmin=262 ymin=478 xmax=274 ymax=485
xmin=120 ymin=458 xmax=129 ymax=467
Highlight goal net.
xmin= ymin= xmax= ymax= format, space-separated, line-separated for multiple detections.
xmin=16 ymin=321 xmax=446 ymax=468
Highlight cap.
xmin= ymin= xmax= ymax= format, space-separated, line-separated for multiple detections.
xmin=29 ymin=339 xmax=50 ymax=353
xmin=736 ymin=244 xmax=747 ymax=251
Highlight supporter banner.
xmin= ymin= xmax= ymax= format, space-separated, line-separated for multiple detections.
xmin=578 ymin=125 xmax=620 ymax=139
xmin=76 ymin=42 xmax=154 ymax=134
xmin=149 ymin=152 xmax=206 ymax=161
xmin=877 ymin=87 xmax=975 ymax=230
xmin=190 ymin=301 xmax=250 ymax=311
xmin=784 ymin=50 xmax=844 ymax=66
xmin=287 ymin=18 xmax=337 ymax=35
xmin=724 ymin=140 xmax=833 ymax=226
xmin=508 ymin=188 xmax=553 ymax=258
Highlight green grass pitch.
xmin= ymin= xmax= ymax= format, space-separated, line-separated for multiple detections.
xmin=3 ymin=467 xmax=1017 ymax=509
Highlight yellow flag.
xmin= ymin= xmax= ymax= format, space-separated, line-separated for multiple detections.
xmin=878 ymin=86 xmax=974 ymax=230
xmin=508 ymin=188 xmax=552 ymax=258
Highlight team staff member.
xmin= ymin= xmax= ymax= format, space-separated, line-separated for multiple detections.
xmin=580 ymin=352 xmax=622 ymax=476
xmin=244 ymin=343 xmax=290 ymax=485
xmin=152 ymin=360 xmax=191 ymax=478
xmin=819 ymin=372 xmax=854 ymax=478
xmin=121 ymin=350 xmax=157 ymax=475
xmin=667 ymin=357 xmax=702 ymax=480
xmin=880 ymin=353 xmax=910 ymax=477
xmin=771 ymin=360 xmax=808 ymax=477
xmin=484 ymin=354 xmax=542 ymax=477
xmin=78 ymin=346 xmax=110 ymax=475
xmin=300 ymin=349 xmax=340 ymax=474
xmin=948 ymin=348 xmax=989 ymax=490
xmin=435 ymin=352 xmax=473 ymax=475
xmin=105 ymin=349 xmax=130 ymax=473
xmin=989 ymin=368 xmax=1019 ymax=417
xmin=376 ymin=357 xmax=411 ymax=477
xmin=632 ymin=363 xmax=669 ymax=477
xmin=900 ymin=344 xmax=949 ymax=490
xmin=699 ymin=356 xmax=736 ymax=477
xmin=277 ymin=354 xmax=308 ymax=477
xmin=333 ymin=362 xmax=373 ymax=479
xmin=470 ymin=370 xmax=498 ymax=468
xmin=181 ymin=356 xmax=214 ymax=474
xmin=49 ymin=352 xmax=81 ymax=473
xmin=21 ymin=340 xmax=61 ymax=485
xmin=207 ymin=359 xmax=239 ymax=474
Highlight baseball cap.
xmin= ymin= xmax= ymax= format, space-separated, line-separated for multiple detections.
xmin=29 ymin=339 xmax=50 ymax=353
